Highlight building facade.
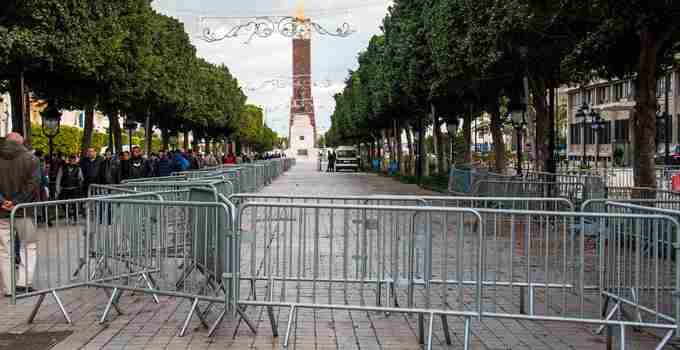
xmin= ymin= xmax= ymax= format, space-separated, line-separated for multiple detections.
xmin=565 ymin=71 xmax=680 ymax=165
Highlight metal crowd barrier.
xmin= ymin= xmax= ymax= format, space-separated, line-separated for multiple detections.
xmin=234 ymin=201 xmax=678 ymax=348
xmin=113 ymin=179 xmax=234 ymax=199
xmin=604 ymin=186 xmax=680 ymax=201
xmin=448 ymin=166 xmax=518 ymax=195
xmin=472 ymin=180 xmax=586 ymax=205
xmin=8 ymin=193 xmax=252 ymax=338
xmin=229 ymin=193 xmax=575 ymax=212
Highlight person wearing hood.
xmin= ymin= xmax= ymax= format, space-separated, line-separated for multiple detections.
xmin=156 ymin=150 xmax=172 ymax=177
xmin=0 ymin=133 xmax=39 ymax=296
xmin=127 ymin=146 xmax=146 ymax=179
xmin=99 ymin=150 xmax=120 ymax=185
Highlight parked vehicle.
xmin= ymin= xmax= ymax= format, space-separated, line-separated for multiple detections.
xmin=334 ymin=146 xmax=360 ymax=172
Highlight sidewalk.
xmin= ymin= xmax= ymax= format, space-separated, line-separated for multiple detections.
xmin=0 ymin=160 xmax=671 ymax=349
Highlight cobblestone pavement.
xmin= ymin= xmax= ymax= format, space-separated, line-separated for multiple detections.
xmin=0 ymin=160 xmax=674 ymax=349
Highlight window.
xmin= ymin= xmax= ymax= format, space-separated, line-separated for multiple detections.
xmin=596 ymin=86 xmax=608 ymax=104
xmin=624 ymin=81 xmax=631 ymax=98
xmin=78 ymin=112 xmax=85 ymax=128
xmin=569 ymin=93 xmax=578 ymax=108
xmin=614 ymin=120 xmax=630 ymax=143
xmin=657 ymin=78 xmax=665 ymax=97
xmin=299 ymin=136 xmax=305 ymax=141
xmin=613 ymin=83 xmax=624 ymax=101
xmin=597 ymin=121 xmax=612 ymax=144
xmin=584 ymin=89 xmax=594 ymax=104
xmin=570 ymin=124 xmax=581 ymax=145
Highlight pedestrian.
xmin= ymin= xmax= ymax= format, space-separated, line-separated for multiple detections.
xmin=204 ymin=152 xmax=218 ymax=167
xmin=47 ymin=152 xmax=64 ymax=200
xmin=80 ymin=148 xmax=101 ymax=196
xmin=127 ymin=147 xmax=146 ymax=179
xmin=171 ymin=151 xmax=189 ymax=173
xmin=189 ymin=150 xmax=201 ymax=170
xmin=156 ymin=150 xmax=172 ymax=177
xmin=223 ymin=152 xmax=236 ymax=165
xmin=34 ymin=150 xmax=49 ymax=202
xmin=327 ymin=150 xmax=336 ymax=172
xmin=145 ymin=152 xmax=158 ymax=177
xmin=99 ymin=150 xmax=121 ymax=185
xmin=119 ymin=151 xmax=130 ymax=180
xmin=0 ymin=133 xmax=39 ymax=296
xmin=56 ymin=155 xmax=84 ymax=203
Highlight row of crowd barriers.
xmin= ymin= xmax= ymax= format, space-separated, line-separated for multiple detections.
xmin=7 ymin=190 xmax=678 ymax=349
xmin=450 ymin=166 xmax=680 ymax=207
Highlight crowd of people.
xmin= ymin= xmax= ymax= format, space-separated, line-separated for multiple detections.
xmin=0 ymin=132 xmax=287 ymax=296
xmin=37 ymin=147 xmax=286 ymax=201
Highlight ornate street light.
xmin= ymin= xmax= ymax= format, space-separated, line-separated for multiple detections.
xmin=124 ymin=118 xmax=138 ymax=152
xmin=41 ymin=102 xmax=62 ymax=162
xmin=507 ymin=102 xmax=527 ymax=175
xmin=575 ymin=100 xmax=590 ymax=168
xmin=590 ymin=109 xmax=606 ymax=169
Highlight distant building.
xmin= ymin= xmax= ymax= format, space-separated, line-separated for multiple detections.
xmin=565 ymin=71 xmax=679 ymax=165
xmin=29 ymin=99 xmax=111 ymax=133
xmin=0 ymin=93 xmax=11 ymax=137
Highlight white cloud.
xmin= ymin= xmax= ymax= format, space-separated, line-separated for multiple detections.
xmin=152 ymin=0 xmax=390 ymax=136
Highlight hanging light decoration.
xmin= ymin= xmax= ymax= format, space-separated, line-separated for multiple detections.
xmin=199 ymin=15 xmax=355 ymax=44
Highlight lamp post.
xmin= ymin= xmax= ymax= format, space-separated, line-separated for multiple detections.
xmin=507 ymin=103 xmax=527 ymax=175
xmin=41 ymin=102 xmax=62 ymax=162
xmin=590 ymin=109 xmax=605 ymax=169
xmin=124 ymin=118 xmax=137 ymax=152
xmin=575 ymin=100 xmax=590 ymax=168
xmin=447 ymin=120 xmax=458 ymax=168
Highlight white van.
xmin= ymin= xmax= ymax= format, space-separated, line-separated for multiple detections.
xmin=334 ymin=146 xmax=360 ymax=172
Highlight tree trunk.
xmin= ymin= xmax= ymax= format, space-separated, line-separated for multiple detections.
xmin=161 ymin=128 xmax=170 ymax=150
xmin=80 ymin=105 xmax=95 ymax=158
xmin=110 ymin=114 xmax=122 ymax=154
xmin=22 ymin=89 xmax=31 ymax=148
xmin=396 ymin=120 xmax=402 ymax=172
xmin=463 ymin=113 xmax=472 ymax=164
xmin=547 ymin=83 xmax=557 ymax=174
xmin=489 ymin=102 xmax=506 ymax=174
xmin=144 ymin=115 xmax=152 ymax=156
xmin=533 ymin=78 xmax=549 ymax=172
xmin=433 ymin=112 xmax=445 ymax=175
xmin=405 ymin=126 xmax=413 ymax=176
xmin=633 ymin=30 xmax=659 ymax=189
xmin=9 ymin=72 xmax=25 ymax=135
xmin=183 ymin=131 xmax=189 ymax=151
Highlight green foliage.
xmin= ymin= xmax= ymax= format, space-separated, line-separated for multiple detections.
xmin=31 ymin=124 xmax=107 ymax=157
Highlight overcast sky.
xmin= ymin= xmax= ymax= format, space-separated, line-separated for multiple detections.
xmin=151 ymin=0 xmax=392 ymax=137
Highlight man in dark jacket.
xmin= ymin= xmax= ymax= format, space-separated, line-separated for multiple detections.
xmin=156 ymin=150 xmax=172 ymax=177
xmin=0 ymin=133 xmax=39 ymax=296
xmin=99 ymin=150 xmax=120 ymax=185
xmin=80 ymin=148 xmax=101 ymax=196
xmin=127 ymin=147 xmax=146 ymax=179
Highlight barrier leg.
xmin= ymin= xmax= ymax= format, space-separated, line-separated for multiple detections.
xmin=208 ymin=307 xmax=225 ymax=337
xmin=267 ymin=305 xmax=278 ymax=337
xmin=101 ymin=288 xmax=123 ymax=316
xmin=418 ymin=313 xmax=424 ymax=344
xmin=596 ymin=301 xmax=620 ymax=335
xmin=426 ymin=312 xmax=434 ymax=350
xmin=463 ymin=316 xmax=471 ymax=350
xmin=619 ymin=325 xmax=626 ymax=350
xmin=51 ymin=291 xmax=72 ymax=324
xmin=179 ymin=298 xmax=200 ymax=337
xmin=141 ymin=272 xmax=160 ymax=304
xmin=100 ymin=288 xmax=119 ymax=324
xmin=194 ymin=303 xmax=211 ymax=329
xmin=654 ymin=329 xmax=674 ymax=350
xmin=283 ymin=305 xmax=297 ymax=348
xmin=440 ymin=315 xmax=452 ymax=345
xmin=236 ymin=306 xmax=257 ymax=335
xmin=27 ymin=293 xmax=45 ymax=324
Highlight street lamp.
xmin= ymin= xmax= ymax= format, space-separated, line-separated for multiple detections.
xmin=447 ymin=119 xmax=458 ymax=167
xmin=590 ymin=109 xmax=605 ymax=169
xmin=575 ymin=100 xmax=590 ymax=168
xmin=124 ymin=118 xmax=138 ymax=152
xmin=507 ymin=103 xmax=527 ymax=175
xmin=41 ymin=102 xmax=62 ymax=162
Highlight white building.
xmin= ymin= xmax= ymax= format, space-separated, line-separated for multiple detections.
xmin=565 ymin=71 xmax=679 ymax=165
